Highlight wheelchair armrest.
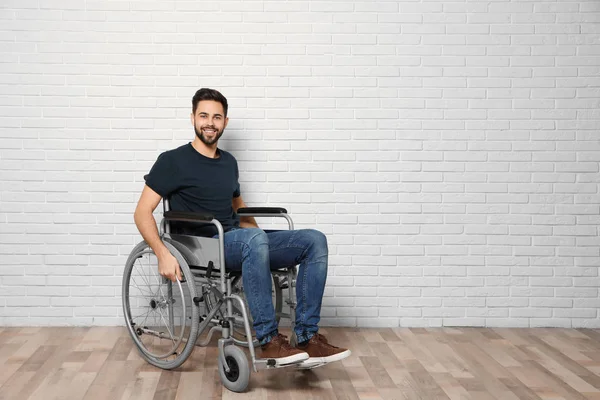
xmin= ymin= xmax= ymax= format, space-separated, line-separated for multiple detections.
xmin=236 ymin=207 xmax=288 ymax=215
xmin=163 ymin=210 xmax=214 ymax=222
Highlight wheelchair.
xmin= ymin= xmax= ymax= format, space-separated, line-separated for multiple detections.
xmin=121 ymin=193 xmax=305 ymax=392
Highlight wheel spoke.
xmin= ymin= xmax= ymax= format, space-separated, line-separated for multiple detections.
xmin=157 ymin=307 xmax=177 ymax=345
xmin=134 ymin=258 xmax=153 ymax=289
xmin=139 ymin=309 xmax=153 ymax=334
xmin=131 ymin=308 xmax=153 ymax=322
xmin=131 ymin=276 xmax=155 ymax=297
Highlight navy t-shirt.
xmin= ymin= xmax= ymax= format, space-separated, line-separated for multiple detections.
xmin=145 ymin=143 xmax=241 ymax=237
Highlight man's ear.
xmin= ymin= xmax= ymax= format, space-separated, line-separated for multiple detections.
xmin=190 ymin=112 xmax=194 ymax=126
xmin=224 ymin=116 xmax=229 ymax=129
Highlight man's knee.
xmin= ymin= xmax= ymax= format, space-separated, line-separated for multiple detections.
xmin=246 ymin=228 xmax=268 ymax=245
xmin=240 ymin=228 xmax=269 ymax=254
xmin=302 ymin=229 xmax=328 ymax=254
xmin=239 ymin=228 xmax=269 ymax=266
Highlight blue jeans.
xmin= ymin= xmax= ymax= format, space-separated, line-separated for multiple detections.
xmin=214 ymin=227 xmax=328 ymax=345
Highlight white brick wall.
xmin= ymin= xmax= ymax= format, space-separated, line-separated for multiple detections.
xmin=1 ymin=0 xmax=599 ymax=328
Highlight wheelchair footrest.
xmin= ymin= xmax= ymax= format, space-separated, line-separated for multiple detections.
xmin=295 ymin=360 xmax=328 ymax=370
xmin=254 ymin=357 xmax=306 ymax=370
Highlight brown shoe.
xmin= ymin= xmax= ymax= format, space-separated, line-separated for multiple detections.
xmin=296 ymin=333 xmax=351 ymax=366
xmin=261 ymin=333 xmax=309 ymax=365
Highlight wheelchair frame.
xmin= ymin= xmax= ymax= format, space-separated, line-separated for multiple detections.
xmin=122 ymin=197 xmax=301 ymax=392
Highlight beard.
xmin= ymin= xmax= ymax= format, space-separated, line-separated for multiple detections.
xmin=194 ymin=124 xmax=224 ymax=145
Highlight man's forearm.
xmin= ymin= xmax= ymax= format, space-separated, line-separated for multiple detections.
xmin=134 ymin=209 xmax=170 ymax=258
xmin=239 ymin=216 xmax=259 ymax=229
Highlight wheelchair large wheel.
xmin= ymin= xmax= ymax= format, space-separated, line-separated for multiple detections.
xmin=230 ymin=274 xmax=284 ymax=348
xmin=122 ymin=240 xmax=199 ymax=370
xmin=218 ymin=345 xmax=250 ymax=393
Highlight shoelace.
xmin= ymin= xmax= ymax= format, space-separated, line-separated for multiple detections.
xmin=273 ymin=333 xmax=294 ymax=350
xmin=315 ymin=333 xmax=341 ymax=349
xmin=316 ymin=333 xmax=329 ymax=344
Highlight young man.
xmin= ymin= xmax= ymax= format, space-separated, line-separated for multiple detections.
xmin=133 ymin=88 xmax=350 ymax=367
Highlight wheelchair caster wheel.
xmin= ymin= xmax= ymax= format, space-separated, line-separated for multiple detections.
xmin=218 ymin=345 xmax=250 ymax=393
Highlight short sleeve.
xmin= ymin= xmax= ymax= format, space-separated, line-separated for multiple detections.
xmin=145 ymin=152 xmax=179 ymax=198
xmin=233 ymin=158 xmax=241 ymax=198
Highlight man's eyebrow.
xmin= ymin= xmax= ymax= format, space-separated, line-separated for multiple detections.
xmin=197 ymin=111 xmax=223 ymax=117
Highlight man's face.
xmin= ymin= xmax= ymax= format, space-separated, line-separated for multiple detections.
xmin=191 ymin=100 xmax=228 ymax=146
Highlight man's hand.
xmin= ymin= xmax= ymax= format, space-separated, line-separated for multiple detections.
xmin=158 ymin=252 xmax=182 ymax=282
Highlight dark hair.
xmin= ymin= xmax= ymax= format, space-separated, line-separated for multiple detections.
xmin=192 ymin=88 xmax=228 ymax=116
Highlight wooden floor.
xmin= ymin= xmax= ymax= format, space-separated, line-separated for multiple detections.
xmin=2 ymin=327 xmax=600 ymax=400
